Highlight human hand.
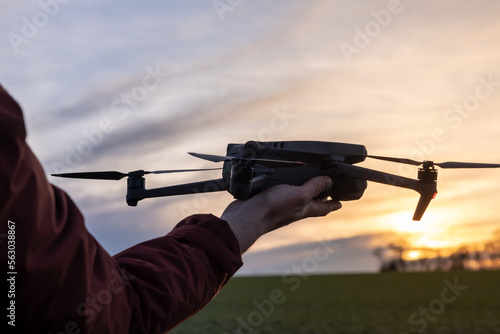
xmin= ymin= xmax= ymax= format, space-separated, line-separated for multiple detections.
xmin=221 ymin=176 xmax=342 ymax=253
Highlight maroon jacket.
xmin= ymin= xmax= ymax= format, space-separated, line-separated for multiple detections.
xmin=0 ymin=85 xmax=243 ymax=333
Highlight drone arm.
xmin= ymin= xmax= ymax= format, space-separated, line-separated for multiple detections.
xmin=330 ymin=162 xmax=437 ymax=221
xmin=330 ymin=162 xmax=421 ymax=192
xmin=126 ymin=178 xmax=228 ymax=206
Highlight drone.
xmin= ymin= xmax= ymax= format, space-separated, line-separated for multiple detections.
xmin=52 ymin=140 xmax=500 ymax=221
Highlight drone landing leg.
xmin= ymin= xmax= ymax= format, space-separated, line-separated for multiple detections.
xmin=412 ymin=190 xmax=436 ymax=221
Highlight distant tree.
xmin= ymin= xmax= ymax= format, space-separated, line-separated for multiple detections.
xmin=472 ymin=249 xmax=485 ymax=270
xmin=373 ymin=247 xmax=391 ymax=272
xmin=435 ymin=250 xmax=446 ymax=272
xmin=484 ymin=230 xmax=500 ymax=269
xmin=373 ymin=242 xmax=408 ymax=272
xmin=493 ymin=229 xmax=500 ymax=268
xmin=373 ymin=247 xmax=385 ymax=265
xmin=388 ymin=242 xmax=408 ymax=272
xmin=450 ymin=246 xmax=469 ymax=271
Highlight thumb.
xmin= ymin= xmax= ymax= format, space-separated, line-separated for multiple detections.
xmin=306 ymin=199 xmax=342 ymax=218
xmin=302 ymin=176 xmax=333 ymax=200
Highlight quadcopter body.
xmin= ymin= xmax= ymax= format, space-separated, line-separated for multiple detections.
xmin=219 ymin=141 xmax=368 ymax=201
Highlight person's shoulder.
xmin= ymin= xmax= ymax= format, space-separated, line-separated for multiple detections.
xmin=0 ymin=84 xmax=26 ymax=141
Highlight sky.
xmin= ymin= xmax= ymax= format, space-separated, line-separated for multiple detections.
xmin=1 ymin=0 xmax=500 ymax=275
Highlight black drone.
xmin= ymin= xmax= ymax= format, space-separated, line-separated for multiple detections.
xmin=52 ymin=140 xmax=500 ymax=221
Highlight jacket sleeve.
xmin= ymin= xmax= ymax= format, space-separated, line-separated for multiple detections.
xmin=0 ymin=85 xmax=243 ymax=334
xmin=114 ymin=214 xmax=243 ymax=333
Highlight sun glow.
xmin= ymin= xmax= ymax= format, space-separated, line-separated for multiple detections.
xmin=405 ymin=250 xmax=421 ymax=260
xmin=380 ymin=208 xmax=461 ymax=251
xmin=382 ymin=210 xmax=431 ymax=234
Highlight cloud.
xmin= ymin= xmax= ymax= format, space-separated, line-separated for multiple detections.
xmin=238 ymin=233 xmax=396 ymax=276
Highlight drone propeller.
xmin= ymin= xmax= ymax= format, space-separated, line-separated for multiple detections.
xmin=188 ymin=152 xmax=231 ymax=163
xmin=368 ymin=155 xmax=500 ymax=169
xmin=432 ymin=161 xmax=500 ymax=169
xmin=188 ymin=152 xmax=306 ymax=168
xmin=51 ymin=168 xmax=222 ymax=181
xmin=52 ymin=171 xmax=129 ymax=180
xmin=367 ymin=155 xmax=421 ymax=166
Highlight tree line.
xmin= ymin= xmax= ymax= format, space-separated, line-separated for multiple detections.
xmin=373 ymin=229 xmax=500 ymax=272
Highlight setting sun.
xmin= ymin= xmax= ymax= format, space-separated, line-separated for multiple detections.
xmin=378 ymin=208 xmax=464 ymax=253
xmin=405 ymin=250 xmax=421 ymax=260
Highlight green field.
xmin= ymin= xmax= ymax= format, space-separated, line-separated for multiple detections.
xmin=170 ymin=271 xmax=500 ymax=334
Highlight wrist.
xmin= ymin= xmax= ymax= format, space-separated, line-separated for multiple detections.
xmin=221 ymin=199 xmax=269 ymax=253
